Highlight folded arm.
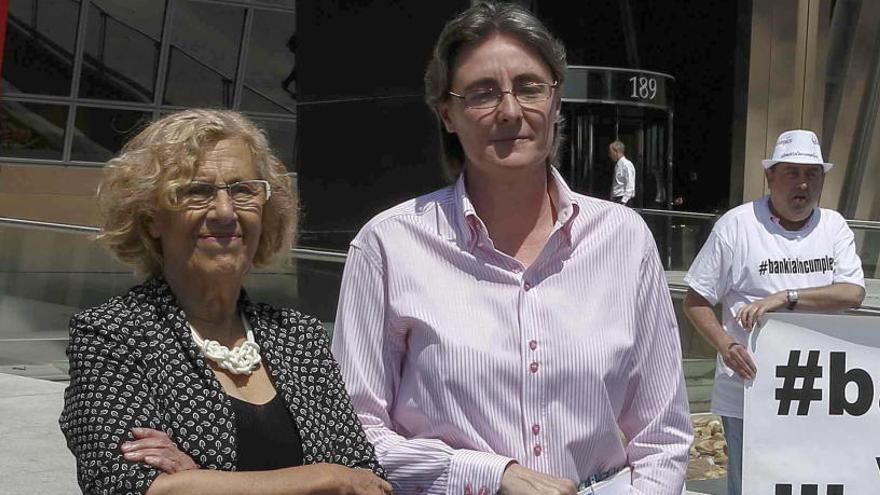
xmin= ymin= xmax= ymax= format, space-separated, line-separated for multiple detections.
xmin=147 ymin=464 xmax=390 ymax=495
xmin=735 ymin=282 xmax=865 ymax=330
xmin=60 ymin=313 xmax=167 ymax=494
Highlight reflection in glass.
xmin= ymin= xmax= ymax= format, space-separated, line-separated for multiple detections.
xmin=640 ymin=212 xmax=714 ymax=272
xmin=79 ymin=0 xmax=165 ymax=102
xmin=253 ymin=118 xmax=296 ymax=171
xmin=241 ymin=87 xmax=292 ymax=114
xmin=236 ymin=0 xmax=294 ymax=8
xmin=163 ymin=1 xmax=244 ymax=107
xmin=853 ymin=228 xmax=880 ymax=280
xmin=2 ymin=0 xmax=80 ymax=96
xmin=0 ymin=101 xmax=68 ymax=160
xmin=70 ymin=107 xmax=151 ymax=162
xmin=241 ymin=10 xmax=296 ymax=114
xmin=0 ymin=221 xmax=136 ymax=374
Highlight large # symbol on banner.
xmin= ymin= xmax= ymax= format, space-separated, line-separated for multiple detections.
xmin=743 ymin=314 xmax=880 ymax=494
xmin=775 ymin=350 xmax=822 ymax=415
xmin=773 ymin=350 xmax=878 ymax=416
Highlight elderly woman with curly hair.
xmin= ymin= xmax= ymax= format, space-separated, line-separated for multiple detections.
xmin=59 ymin=109 xmax=391 ymax=495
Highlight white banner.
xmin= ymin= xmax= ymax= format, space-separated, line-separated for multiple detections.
xmin=744 ymin=313 xmax=880 ymax=494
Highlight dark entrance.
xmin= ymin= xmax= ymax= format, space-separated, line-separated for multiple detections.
xmin=558 ymin=66 xmax=674 ymax=209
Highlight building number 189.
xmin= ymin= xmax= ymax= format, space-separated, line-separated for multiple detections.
xmin=629 ymin=76 xmax=658 ymax=100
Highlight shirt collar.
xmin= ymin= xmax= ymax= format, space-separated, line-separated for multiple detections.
xmin=452 ymin=173 xmax=483 ymax=251
xmin=759 ymin=195 xmax=819 ymax=237
xmin=452 ymin=167 xmax=581 ymax=251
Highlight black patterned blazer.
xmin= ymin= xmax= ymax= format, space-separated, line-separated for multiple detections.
xmin=59 ymin=277 xmax=384 ymax=494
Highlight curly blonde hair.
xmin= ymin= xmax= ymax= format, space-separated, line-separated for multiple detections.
xmin=98 ymin=109 xmax=297 ymax=275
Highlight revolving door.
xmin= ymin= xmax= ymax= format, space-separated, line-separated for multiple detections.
xmin=559 ymin=66 xmax=675 ymax=209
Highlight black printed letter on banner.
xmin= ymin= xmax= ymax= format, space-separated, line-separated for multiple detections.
xmin=829 ymin=351 xmax=873 ymax=416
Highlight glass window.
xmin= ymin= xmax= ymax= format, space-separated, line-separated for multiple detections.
xmin=2 ymin=0 xmax=80 ymax=96
xmin=8 ymin=0 xmax=37 ymax=23
xmin=79 ymin=0 xmax=165 ymax=102
xmin=239 ymin=10 xmax=295 ymax=114
xmin=241 ymin=86 xmax=294 ymax=114
xmin=236 ymin=0 xmax=294 ymax=8
xmin=0 ymin=100 xmax=68 ymax=160
xmin=253 ymin=118 xmax=296 ymax=171
xmin=163 ymin=1 xmax=245 ymax=107
xmin=70 ymin=106 xmax=152 ymax=162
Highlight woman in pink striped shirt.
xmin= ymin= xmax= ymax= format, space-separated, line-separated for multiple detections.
xmin=331 ymin=2 xmax=693 ymax=494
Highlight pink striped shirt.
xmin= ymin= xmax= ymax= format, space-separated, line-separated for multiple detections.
xmin=331 ymin=168 xmax=692 ymax=494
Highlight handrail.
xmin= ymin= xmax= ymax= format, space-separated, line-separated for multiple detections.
xmin=848 ymin=219 xmax=880 ymax=230
xmin=667 ymin=283 xmax=880 ymax=315
xmin=0 ymin=217 xmax=99 ymax=234
xmin=636 ymin=208 xmax=717 ymax=220
xmin=290 ymin=247 xmax=348 ymax=263
xmin=4 ymin=213 xmax=880 ymax=249
xmin=2 ymin=216 xmax=879 ymax=314
xmin=639 ymin=208 xmax=880 ymax=232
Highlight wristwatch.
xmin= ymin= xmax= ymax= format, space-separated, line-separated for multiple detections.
xmin=786 ymin=289 xmax=799 ymax=310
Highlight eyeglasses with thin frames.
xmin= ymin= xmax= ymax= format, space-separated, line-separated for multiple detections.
xmin=174 ymin=180 xmax=272 ymax=209
xmin=448 ymin=81 xmax=558 ymax=110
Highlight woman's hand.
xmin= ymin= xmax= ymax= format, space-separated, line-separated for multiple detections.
xmin=500 ymin=463 xmax=576 ymax=495
xmin=308 ymin=464 xmax=393 ymax=494
xmin=121 ymin=427 xmax=199 ymax=474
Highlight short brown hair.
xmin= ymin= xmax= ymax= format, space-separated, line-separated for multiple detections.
xmin=97 ymin=109 xmax=297 ymax=275
xmin=424 ymin=1 xmax=568 ymax=180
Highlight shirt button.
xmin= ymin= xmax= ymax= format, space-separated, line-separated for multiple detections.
xmin=512 ymin=265 xmax=522 ymax=274
xmin=533 ymin=445 xmax=543 ymax=457
xmin=529 ymin=340 xmax=538 ymax=351
xmin=523 ymin=281 xmax=532 ymax=291
xmin=479 ymin=487 xmax=489 ymax=495
xmin=529 ymin=362 xmax=539 ymax=373
xmin=532 ymin=423 xmax=541 ymax=435
xmin=464 ymin=484 xmax=472 ymax=495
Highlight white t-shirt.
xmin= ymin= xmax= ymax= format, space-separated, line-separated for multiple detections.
xmin=611 ymin=156 xmax=635 ymax=203
xmin=684 ymin=195 xmax=864 ymax=418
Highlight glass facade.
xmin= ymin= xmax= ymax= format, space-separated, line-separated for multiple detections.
xmin=1 ymin=0 xmax=297 ymax=167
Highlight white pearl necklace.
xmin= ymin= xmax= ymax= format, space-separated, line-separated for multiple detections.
xmin=188 ymin=313 xmax=262 ymax=375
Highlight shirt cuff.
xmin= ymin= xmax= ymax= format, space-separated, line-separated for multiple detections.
xmin=446 ymin=450 xmax=514 ymax=495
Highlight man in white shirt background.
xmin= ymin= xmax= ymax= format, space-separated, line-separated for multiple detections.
xmin=608 ymin=140 xmax=635 ymax=206
xmin=682 ymin=129 xmax=865 ymax=495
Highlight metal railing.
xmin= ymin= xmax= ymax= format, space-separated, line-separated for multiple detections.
xmin=1 ymin=214 xmax=878 ymax=383
xmin=4 ymin=214 xmax=880 ymax=262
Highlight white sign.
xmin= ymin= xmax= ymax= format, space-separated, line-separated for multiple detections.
xmin=744 ymin=313 xmax=880 ymax=495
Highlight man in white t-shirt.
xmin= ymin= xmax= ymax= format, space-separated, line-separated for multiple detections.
xmin=609 ymin=140 xmax=635 ymax=206
xmin=682 ymin=129 xmax=865 ymax=495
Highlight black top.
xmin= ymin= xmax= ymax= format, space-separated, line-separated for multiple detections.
xmin=230 ymin=394 xmax=304 ymax=471
xmin=59 ymin=277 xmax=384 ymax=494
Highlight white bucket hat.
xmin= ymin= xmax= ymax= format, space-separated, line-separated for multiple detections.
xmin=761 ymin=129 xmax=833 ymax=172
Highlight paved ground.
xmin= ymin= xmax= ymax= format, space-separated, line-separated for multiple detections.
xmin=0 ymin=373 xmax=77 ymax=494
